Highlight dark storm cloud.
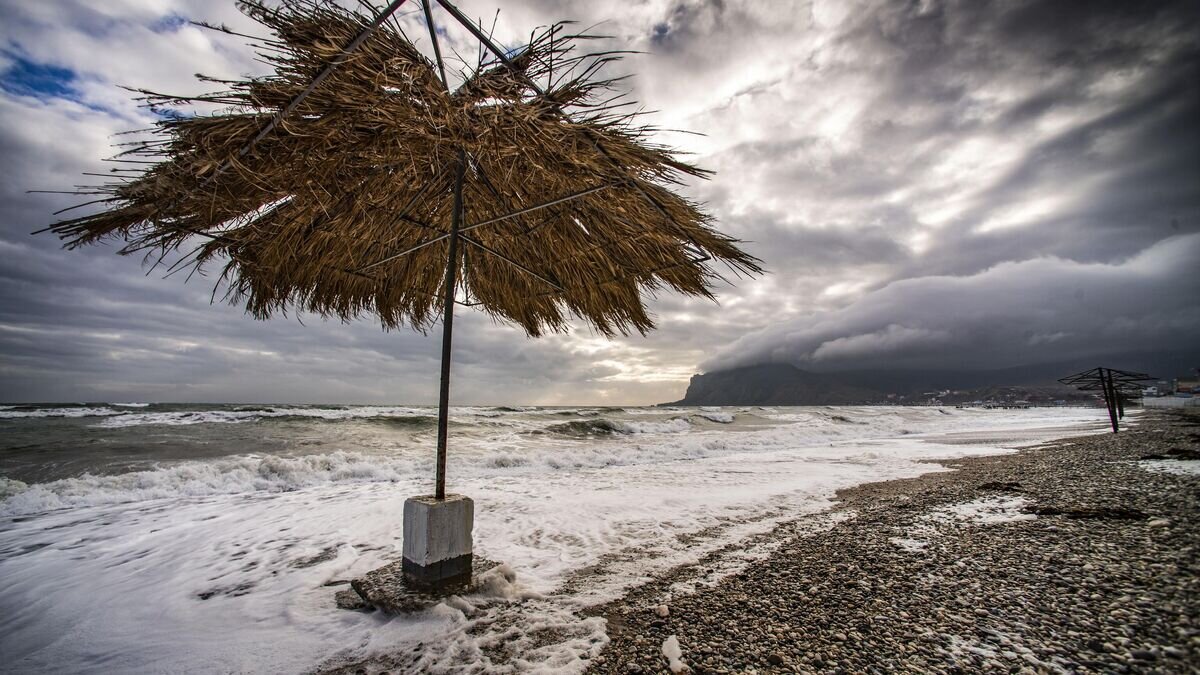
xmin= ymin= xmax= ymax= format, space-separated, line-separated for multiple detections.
xmin=0 ymin=0 xmax=1197 ymax=403
xmin=689 ymin=0 xmax=1200 ymax=373
xmin=913 ymin=55 xmax=1200 ymax=275
xmin=705 ymin=233 xmax=1200 ymax=372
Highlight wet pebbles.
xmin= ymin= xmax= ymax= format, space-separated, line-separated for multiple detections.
xmin=587 ymin=410 xmax=1199 ymax=674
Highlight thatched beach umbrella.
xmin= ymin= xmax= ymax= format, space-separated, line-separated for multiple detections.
xmin=42 ymin=0 xmax=761 ymax=509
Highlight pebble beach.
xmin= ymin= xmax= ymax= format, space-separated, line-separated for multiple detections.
xmin=586 ymin=409 xmax=1200 ymax=674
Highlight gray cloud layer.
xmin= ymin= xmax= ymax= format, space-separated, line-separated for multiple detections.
xmin=1 ymin=0 xmax=1196 ymax=404
xmin=706 ymin=233 xmax=1200 ymax=372
xmin=687 ymin=0 xmax=1200 ymax=374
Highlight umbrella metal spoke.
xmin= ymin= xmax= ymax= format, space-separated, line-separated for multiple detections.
xmin=466 ymin=183 xmax=618 ymax=231
xmin=354 ymin=182 xmax=617 ymax=273
xmin=461 ymin=151 xmax=542 ymax=238
xmin=420 ymin=0 xmax=450 ymax=90
xmin=459 ymin=235 xmax=564 ymax=291
xmin=207 ymin=0 xmax=413 ymax=191
xmin=38 ymin=1 xmax=414 ymax=249
xmin=434 ymin=0 xmax=692 ymax=231
xmin=457 ymin=248 xmax=713 ymax=308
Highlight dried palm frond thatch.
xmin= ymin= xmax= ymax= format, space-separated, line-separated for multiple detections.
xmin=43 ymin=0 xmax=761 ymax=338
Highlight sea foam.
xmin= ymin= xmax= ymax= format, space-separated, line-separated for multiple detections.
xmin=0 ymin=451 xmax=420 ymax=516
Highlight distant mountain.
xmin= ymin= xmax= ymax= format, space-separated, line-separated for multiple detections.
xmin=668 ymin=352 xmax=1196 ymax=406
xmin=671 ymin=364 xmax=880 ymax=406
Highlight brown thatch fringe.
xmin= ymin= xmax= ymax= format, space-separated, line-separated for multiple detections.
xmin=42 ymin=0 xmax=763 ymax=337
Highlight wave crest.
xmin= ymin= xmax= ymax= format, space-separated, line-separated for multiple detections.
xmin=543 ymin=417 xmax=692 ymax=436
xmin=0 ymin=407 xmax=121 ymax=419
xmin=0 ymin=451 xmax=418 ymax=517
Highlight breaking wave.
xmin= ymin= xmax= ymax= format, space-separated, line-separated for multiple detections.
xmin=542 ymin=417 xmax=692 ymax=436
xmin=95 ymin=406 xmax=446 ymax=428
xmin=695 ymin=411 xmax=735 ymax=424
xmin=543 ymin=419 xmax=624 ymax=436
xmin=0 ymin=451 xmax=419 ymax=517
xmin=0 ymin=406 xmax=122 ymax=419
xmin=366 ymin=415 xmax=439 ymax=428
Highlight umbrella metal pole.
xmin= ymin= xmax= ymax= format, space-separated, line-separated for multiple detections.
xmin=1101 ymin=368 xmax=1119 ymax=433
xmin=435 ymin=152 xmax=466 ymax=500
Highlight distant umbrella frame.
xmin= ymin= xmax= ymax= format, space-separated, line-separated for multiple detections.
xmin=38 ymin=0 xmax=762 ymax=499
xmin=1058 ymin=367 xmax=1154 ymax=433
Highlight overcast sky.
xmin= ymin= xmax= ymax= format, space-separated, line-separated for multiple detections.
xmin=1 ymin=0 xmax=1197 ymax=405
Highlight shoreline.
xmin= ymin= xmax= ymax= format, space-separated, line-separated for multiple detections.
xmin=584 ymin=410 xmax=1199 ymax=674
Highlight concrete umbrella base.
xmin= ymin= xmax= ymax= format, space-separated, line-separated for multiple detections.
xmin=340 ymin=555 xmax=502 ymax=614
xmin=401 ymin=494 xmax=475 ymax=586
xmin=335 ymin=493 xmax=498 ymax=613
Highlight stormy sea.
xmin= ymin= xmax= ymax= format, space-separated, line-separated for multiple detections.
xmin=0 ymin=403 xmax=1110 ymax=672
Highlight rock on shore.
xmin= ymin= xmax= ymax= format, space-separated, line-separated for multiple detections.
xmin=586 ymin=410 xmax=1199 ymax=674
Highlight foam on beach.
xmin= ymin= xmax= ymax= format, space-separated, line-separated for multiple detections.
xmin=1137 ymin=459 xmax=1200 ymax=476
xmin=890 ymin=496 xmax=1037 ymax=553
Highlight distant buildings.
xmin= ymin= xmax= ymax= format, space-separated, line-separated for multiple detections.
xmin=1140 ymin=370 xmax=1199 ymax=398
xmin=1139 ymin=370 xmax=1200 ymax=408
xmin=1177 ymin=377 xmax=1199 ymax=396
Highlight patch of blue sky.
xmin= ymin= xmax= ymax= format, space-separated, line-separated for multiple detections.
xmin=151 ymin=13 xmax=189 ymax=34
xmin=0 ymin=52 xmax=120 ymax=115
xmin=0 ymin=53 xmax=78 ymax=99
xmin=151 ymin=106 xmax=195 ymax=121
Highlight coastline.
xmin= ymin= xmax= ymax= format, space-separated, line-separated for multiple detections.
xmin=585 ymin=409 xmax=1199 ymax=673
